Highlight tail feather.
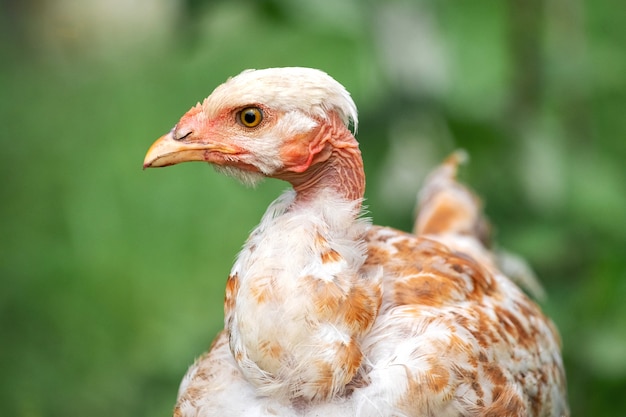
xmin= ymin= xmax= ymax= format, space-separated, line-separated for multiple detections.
xmin=413 ymin=150 xmax=491 ymax=246
xmin=496 ymin=249 xmax=546 ymax=301
xmin=414 ymin=150 xmax=545 ymax=300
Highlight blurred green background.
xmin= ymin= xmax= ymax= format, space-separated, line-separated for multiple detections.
xmin=1 ymin=0 xmax=624 ymax=415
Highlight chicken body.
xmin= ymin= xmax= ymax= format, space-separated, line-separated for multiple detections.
xmin=144 ymin=67 xmax=568 ymax=417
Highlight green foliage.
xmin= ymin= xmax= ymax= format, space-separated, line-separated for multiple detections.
xmin=1 ymin=0 xmax=624 ymax=415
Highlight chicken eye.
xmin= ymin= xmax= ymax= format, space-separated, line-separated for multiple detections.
xmin=238 ymin=107 xmax=263 ymax=128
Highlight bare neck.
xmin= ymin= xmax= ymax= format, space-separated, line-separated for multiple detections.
xmin=277 ymin=118 xmax=365 ymax=207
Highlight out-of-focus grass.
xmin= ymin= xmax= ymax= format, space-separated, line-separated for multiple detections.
xmin=0 ymin=50 xmax=267 ymax=415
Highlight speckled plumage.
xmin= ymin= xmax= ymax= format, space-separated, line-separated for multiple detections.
xmin=144 ymin=67 xmax=568 ymax=417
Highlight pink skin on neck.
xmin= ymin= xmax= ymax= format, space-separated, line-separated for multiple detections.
xmin=273 ymin=112 xmax=365 ymax=206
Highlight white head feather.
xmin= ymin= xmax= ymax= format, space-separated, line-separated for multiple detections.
xmin=203 ymin=67 xmax=358 ymax=132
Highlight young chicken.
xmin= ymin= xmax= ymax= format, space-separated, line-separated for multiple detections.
xmin=143 ymin=67 xmax=568 ymax=417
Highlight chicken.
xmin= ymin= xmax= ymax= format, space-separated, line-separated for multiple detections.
xmin=143 ymin=67 xmax=569 ymax=417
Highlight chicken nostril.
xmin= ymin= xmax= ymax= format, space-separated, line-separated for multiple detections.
xmin=174 ymin=130 xmax=192 ymax=141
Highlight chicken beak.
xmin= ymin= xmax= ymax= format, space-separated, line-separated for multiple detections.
xmin=143 ymin=132 xmax=238 ymax=169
